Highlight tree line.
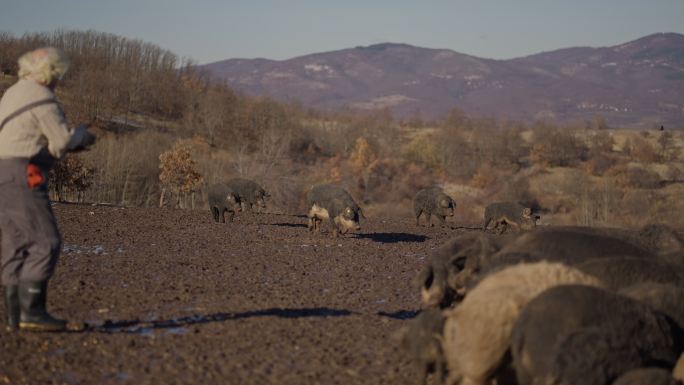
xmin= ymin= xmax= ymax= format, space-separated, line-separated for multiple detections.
xmin=0 ymin=29 xmax=307 ymax=150
xmin=1 ymin=29 xmax=682 ymax=228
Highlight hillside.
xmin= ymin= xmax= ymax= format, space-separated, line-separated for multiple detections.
xmin=2 ymin=30 xmax=683 ymax=232
xmin=201 ymin=33 xmax=684 ymax=128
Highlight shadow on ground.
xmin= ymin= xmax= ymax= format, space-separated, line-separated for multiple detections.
xmin=354 ymin=232 xmax=429 ymax=243
xmin=269 ymin=223 xmax=309 ymax=228
xmin=377 ymin=310 xmax=420 ymax=320
xmin=89 ymin=307 xmax=355 ymax=334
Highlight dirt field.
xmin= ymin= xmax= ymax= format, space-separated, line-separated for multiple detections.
xmin=0 ymin=203 xmax=469 ymax=385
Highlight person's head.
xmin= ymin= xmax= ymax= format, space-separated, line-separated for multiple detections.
xmin=18 ymin=47 xmax=70 ymax=88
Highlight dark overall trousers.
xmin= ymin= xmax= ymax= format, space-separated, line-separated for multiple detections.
xmin=0 ymin=158 xmax=61 ymax=287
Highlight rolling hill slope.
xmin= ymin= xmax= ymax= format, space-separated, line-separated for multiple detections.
xmin=202 ymin=33 xmax=684 ymax=127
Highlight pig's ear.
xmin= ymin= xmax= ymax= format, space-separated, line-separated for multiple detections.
xmin=414 ymin=265 xmax=433 ymax=291
xmin=522 ymin=207 xmax=532 ymax=217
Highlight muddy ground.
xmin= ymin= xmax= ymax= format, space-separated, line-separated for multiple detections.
xmin=0 ymin=203 xmax=473 ymax=385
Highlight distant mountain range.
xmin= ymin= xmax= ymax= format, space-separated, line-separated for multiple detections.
xmin=201 ymin=33 xmax=684 ymax=128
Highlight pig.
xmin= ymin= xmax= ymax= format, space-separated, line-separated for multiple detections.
xmin=630 ymin=224 xmax=684 ymax=265
xmin=207 ymin=183 xmax=241 ymax=223
xmin=422 ymin=226 xmax=663 ymax=307
xmin=413 ymin=187 xmax=456 ymax=227
xmin=482 ymin=202 xmax=537 ymax=234
xmin=462 ymin=226 xmax=658 ymax=291
xmin=510 ymin=284 xmax=684 ymax=385
xmin=416 ymin=232 xmax=510 ymax=309
xmin=551 ymin=224 xmax=684 ymax=261
xmin=575 ymin=256 xmax=684 ymax=292
xmin=225 ymin=177 xmax=269 ymax=213
xmin=397 ymin=308 xmax=447 ymax=385
xmin=442 ymin=262 xmax=604 ymax=385
xmin=675 ymin=353 xmax=684 ymax=383
xmin=306 ymin=184 xmax=363 ymax=237
xmin=612 ymin=368 xmax=679 ymax=385
xmin=619 ymin=282 xmax=684 ymax=329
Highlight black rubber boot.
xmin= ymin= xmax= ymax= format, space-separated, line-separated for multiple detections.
xmin=18 ymin=281 xmax=66 ymax=332
xmin=4 ymin=285 xmax=19 ymax=331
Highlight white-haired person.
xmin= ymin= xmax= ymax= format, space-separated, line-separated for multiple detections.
xmin=0 ymin=47 xmax=95 ymax=331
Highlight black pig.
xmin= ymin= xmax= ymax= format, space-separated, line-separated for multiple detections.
xmin=483 ymin=202 xmax=537 ymax=233
xmin=413 ymin=187 xmax=455 ymax=227
xmin=207 ymin=183 xmax=241 ymax=223
xmin=225 ymin=178 xmax=269 ymax=213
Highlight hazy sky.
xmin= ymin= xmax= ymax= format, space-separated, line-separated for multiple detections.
xmin=2 ymin=0 xmax=684 ymax=64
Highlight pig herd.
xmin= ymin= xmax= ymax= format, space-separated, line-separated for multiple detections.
xmin=207 ymin=180 xmax=684 ymax=385
xmin=208 ymin=180 xmax=534 ymax=236
xmin=407 ymin=225 xmax=684 ymax=385
xmin=208 ymin=179 xmax=365 ymax=237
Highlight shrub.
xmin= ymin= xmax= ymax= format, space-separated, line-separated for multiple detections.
xmin=80 ymin=130 xmax=170 ymax=206
xmin=582 ymin=154 xmax=618 ymax=176
xmin=49 ymin=154 xmax=95 ymax=202
xmin=586 ymin=131 xmax=615 ymax=155
xmin=431 ymin=126 xmax=479 ymax=179
xmin=657 ymin=131 xmax=681 ymax=162
xmin=607 ymin=165 xmax=662 ymax=189
xmin=401 ymin=136 xmax=440 ymax=168
xmin=362 ymin=159 xmax=434 ymax=204
xmin=612 ymin=190 xmax=658 ymax=227
xmin=159 ymin=139 xmax=204 ymax=208
xmin=624 ymin=136 xmax=659 ymax=163
xmin=470 ymin=162 xmax=498 ymax=189
xmin=530 ymin=126 xmax=588 ymax=167
xmin=664 ymin=164 xmax=683 ymax=182
xmin=470 ymin=125 xmax=527 ymax=170
xmin=349 ymin=137 xmax=377 ymax=173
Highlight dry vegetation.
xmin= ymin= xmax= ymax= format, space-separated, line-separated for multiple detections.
xmin=1 ymin=30 xmax=683 ymax=229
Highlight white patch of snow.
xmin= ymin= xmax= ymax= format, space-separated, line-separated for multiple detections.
xmin=403 ymin=80 xmax=421 ymax=86
xmin=304 ymin=63 xmax=329 ymax=72
xmin=659 ymin=103 xmax=680 ymax=110
xmin=576 ymin=102 xmax=622 ymax=112
xmin=351 ymin=94 xmax=418 ymax=109
xmin=534 ymin=110 xmax=556 ymax=120
xmin=430 ymin=73 xmax=453 ymax=79
xmin=264 ymin=71 xmax=296 ymax=79
xmin=577 ymin=102 xmax=594 ymax=110
xmin=304 ymin=63 xmax=337 ymax=78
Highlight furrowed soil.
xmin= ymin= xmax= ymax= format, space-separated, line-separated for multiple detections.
xmin=0 ymin=203 xmax=472 ymax=385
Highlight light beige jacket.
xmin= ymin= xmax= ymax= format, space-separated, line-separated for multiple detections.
xmin=0 ymin=79 xmax=86 ymax=159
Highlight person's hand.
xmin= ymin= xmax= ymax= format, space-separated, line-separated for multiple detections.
xmin=81 ymin=129 xmax=96 ymax=148
xmin=70 ymin=125 xmax=96 ymax=152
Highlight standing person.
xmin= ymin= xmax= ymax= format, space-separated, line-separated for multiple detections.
xmin=0 ymin=47 xmax=95 ymax=331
